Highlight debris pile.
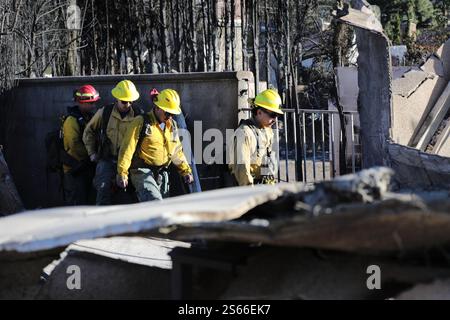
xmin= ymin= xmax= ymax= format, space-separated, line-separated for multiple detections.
xmin=0 ymin=167 xmax=449 ymax=299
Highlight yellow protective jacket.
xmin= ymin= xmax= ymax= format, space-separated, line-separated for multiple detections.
xmin=117 ymin=111 xmax=192 ymax=179
xmin=83 ymin=104 xmax=139 ymax=158
xmin=228 ymin=118 xmax=274 ymax=186
xmin=62 ymin=110 xmax=91 ymax=174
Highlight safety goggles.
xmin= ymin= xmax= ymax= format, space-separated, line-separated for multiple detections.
xmin=162 ymin=110 xmax=173 ymax=119
xmin=261 ymin=109 xmax=279 ymax=119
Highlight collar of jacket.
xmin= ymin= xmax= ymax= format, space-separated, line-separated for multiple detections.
xmin=150 ymin=110 xmax=174 ymax=131
xmin=111 ymin=104 xmax=136 ymax=121
xmin=67 ymin=105 xmax=93 ymax=122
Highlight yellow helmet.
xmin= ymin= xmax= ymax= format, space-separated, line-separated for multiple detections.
xmin=111 ymin=80 xmax=140 ymax=102
xmin=253 ymin=89 xmax=283 ymax=114
xmin=153 ymin=89 xmax=181 ymax=115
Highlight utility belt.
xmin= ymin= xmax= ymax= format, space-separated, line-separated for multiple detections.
xmin=131 ymin=157 xmax=169 ymax=177
xmin=254 ymin=175 xmax=276 ymax=185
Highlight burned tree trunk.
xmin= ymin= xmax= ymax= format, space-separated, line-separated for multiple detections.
xmin=230 ymin=0 xmax=236 ymax=71
xmin=251 ymin=0 xmax=259 ymax=93
xmin=189 ymin=0 xmax=198 ymax=72
xmin=224 ymin=0 xmax=229 ymax=70
xmin=211 ymin=0 xmax=219 ymax=71
xmin=201 ymin=0 xmax=210 ymax=71
xmin=159 ymin=0 xmax=171 ymax=72
xmin=240 ymin=0 xmax=247 ymax=71
xmin=264 ymin=0 xmax=270 ymax=84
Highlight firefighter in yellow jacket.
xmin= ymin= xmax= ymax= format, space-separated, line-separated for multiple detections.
xmin=83 ymin=80 xmax=142 ymax=205
xmin=228 ymin=89 xmax=283 ymax=186
xmin=116 ymin=89 xmax=194 ymax=202
xmin=62 ymin=85 xmax=99 ymax=205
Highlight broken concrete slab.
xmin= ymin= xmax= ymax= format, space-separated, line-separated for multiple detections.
xmin=392 ymin=66 xmax=419 ymax=80
xmin=420 ymin=55 xmax=445 ymax=78
xmin=413 ymin=81 xmax=450 ymax=151
xmin=392 ymin=69 xmax=434 ymax=98
xmin=436 ymin=39 xmax=450 ymax=81
xmin=392 ymin=76 xmax=448 ymax=146
xmin=334 ymin=7 xmax=383 ymax=34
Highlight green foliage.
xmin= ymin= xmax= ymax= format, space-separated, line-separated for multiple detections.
xmin=434 ymin=0 xmax=450 ymax=28
xmin=371 ymin=0 xmax=436 ymax=44
xmin=415 ymin=0 xmax=434 ymax=26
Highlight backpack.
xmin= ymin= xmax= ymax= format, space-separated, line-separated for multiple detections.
xmin=45 ymin=107 xmax=87 ymax=173
xmin=97 ymin=104 xmax=144 ymax=159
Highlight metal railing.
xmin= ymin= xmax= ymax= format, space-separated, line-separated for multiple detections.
xmin=241 ymin=108 xmax=361 ymax=183
xmin=277 ymin=108 xmax=360 ymax=183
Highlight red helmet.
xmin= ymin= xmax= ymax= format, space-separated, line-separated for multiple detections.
xmin=74 ymin=85 xmax=100 ymax=103
xmin=150 ymin=88 xmax=159 ymax=101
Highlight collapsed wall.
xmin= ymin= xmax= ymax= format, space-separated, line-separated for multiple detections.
xmin=337 ymin=5 xmax=450 ymax=189
xmin=391 ymin=40 xmax=450 ymax=157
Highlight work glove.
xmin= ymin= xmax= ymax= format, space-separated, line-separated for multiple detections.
xmin=89 ymin=153 xmax=99 ymax=162
xmin=116 ymin=175 xmax=128 ymax=189
xmin=261 ymin=176 xmax=276 ymax=185
xmin=183 ymin=174 xmax=194 ymax=184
